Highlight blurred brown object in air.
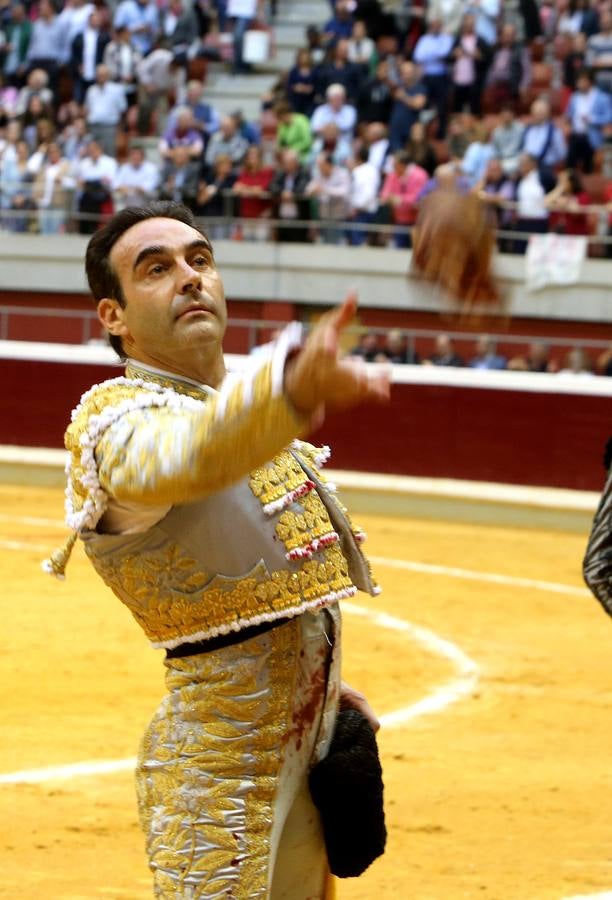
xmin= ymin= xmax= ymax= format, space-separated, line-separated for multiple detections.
xmin=411 ymin=189 xmax=502 ymax=312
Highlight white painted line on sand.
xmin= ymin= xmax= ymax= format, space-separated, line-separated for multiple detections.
xmin=0 ymin=539 xmax=49 ymax=553
xmin=370 ymin=555 xmax=590 ymax=598
xmin=0 ymin=602 xmax=479 ymax=784
xmin=563 ymin=894 xmax=612 ymax=899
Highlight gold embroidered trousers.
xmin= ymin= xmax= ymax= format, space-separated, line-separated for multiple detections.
xmin=136 ymin=609 xmax=341 ymax=899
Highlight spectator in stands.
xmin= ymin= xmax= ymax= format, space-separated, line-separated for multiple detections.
xmin=427 ymin=0 xmax=464 ymax=36
xmin=596 ymin=344 xmax=612 ymax=376
xmin=388 ymin=60 xmax=427 ymax=151
xmin=377 ymin=329 xmax=420 ymax=364
xmin=348 ymin=143 xmax=379 ymax=245
xmin=311 ymin=82 xmax=357 ymax=142
xmin=227 ymin=0 xmax=257 ymax=75
xmin=564 ymin=30 xmax=588 ymax=90
xmin=364 ymin=121 xmax=390 ymax=173
xmin=112 ymin=144 xmax=159 ymax=210
xmin=565 ymin=69 xmax=612 ymax=174
xmin=323 ymin=1 xmax=355 ymax=46
xmin=554 ymin=0 xmax=592 ymax=36
xmin=460 ymin=122 xmax=496 ymax=187
xmin=508 ymin=340 xmax=553 ymax=372
xmin=275 ymin=100 xmax=313 ymax=162
xmin=25 ymin=0 xmax=64 ymax=91
xmin=310 ymin=120 xmax=352 ymax=166
xmin=103 ymin=25 xmax=142 ymax=108
xmin=113 ymin=0 xmax=160 ymax=57
xmin=158 ymin=142 xmax=201 ymax=208
xmin=21 ymin=95 xmax=54 ymax=151
xmin=33 ymin=141 xmax=74 ymax=233
xmin=544 ymin=167 xmax=592 ymax=235
xmin=14 ymin=68 xmax=53 ymax=118
xmin=379 ymin=149 xmax=428 ymax=246
xmin=0 ymin=137 xmax=35 ymax=231
xmin=485 ymin=23 xmax=532 ymax=111
xmin=315 ymin=39 xmax=361 ymax=102
xmin=134 ymin=39 xmax=176 ymax=135
xmin=586 ymin=8 xmax=612 ymax=94
xmin=418 ymin=161 xmax=471 ymax=199
xmin=520 ymin=98 xmax=567 ymax=187
xmin=514 ymin=152 xmax=549 ymax=249
xmin=306 ymin=151 xmax=351 ymax=244
xmin=193 ymin=153 xmax=236 ymax=238
xmin=269 ymin=147 xmax=310 ymax=242
xmin=0 ymin=118 xmax=22 ymax=167
xmin=161 ymin=0 xmax=200 ymax=66
xmin=233 ymin=144 xmax=274 ymax=240
xmin=560 ymin=347 xmax=594 ymax=374
xmin=413 ymin=18 xmax=453 ymax=139
xmin=2 ymin=3 xmax=32 ymax=88
xmin=469 ymin=334 xmax=507 ymax=369
xmin=60 ymin=115 xmax=92 ymax=161
xmin=347 ymin=19 xmax=375 ymax=76
xmin=159 ymin=106 xmax=204 ymax=161
xmin=427 ymin=334 xmax=464 ymax=366
xmin=231 ymin=109 xmax=260 ymax=146
xmin=357 ymin=56 xmax=393 ymax=125
xmin=467 ymin=0 xmax=501 ymax=47
xmin=491 ymin=105 xmax=525 ymax=174
xmin=75 ymin=137 xmax=117 ymax=234
xmin=57 ymin=0 xmax=97 ymax=65
xmin=451 ymin=14 xmax=489 ymax=116
xmin=84 ymin=63 xmax=127 ymax=157
xmin=349 ymin=330 xmax=379 ymax=361
xmin=287 ymin=49 xmax=316 ymax=117
xmin=204 ymin=114 xmax=249 ymax=171
xmin=475 ymin=157 xmax=516 ymax=246
xmin=172 ymin=80 xmax=220 ymax=148
xmin=406 ymin=120 xmax=438 ymax=176
xmin=71 ymin=10 xmax=111 ymax=104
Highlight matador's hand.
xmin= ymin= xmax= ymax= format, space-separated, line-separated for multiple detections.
xmin=284 ymin=292 xmax=391 ymax=415
xmin=340 ymin=681 xmax=381 ymax=733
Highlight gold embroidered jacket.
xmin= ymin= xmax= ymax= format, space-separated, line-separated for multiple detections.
xmin=62 ymin=328 xmax=378 ymax=648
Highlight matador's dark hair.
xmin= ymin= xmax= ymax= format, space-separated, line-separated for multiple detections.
xmin=85 ymin=202 xmax=209 ymax=358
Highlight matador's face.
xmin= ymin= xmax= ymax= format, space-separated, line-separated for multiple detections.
xmin=100 ymin=217 xmax=228 ymax=374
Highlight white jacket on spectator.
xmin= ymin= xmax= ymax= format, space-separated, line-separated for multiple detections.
xmin=85 ymin=81 xmax=127 ymax=125
xmin=350 ymin=161 xmax=379 ymax=214
xmin=76 ymin=152 xmax=118 ymax=186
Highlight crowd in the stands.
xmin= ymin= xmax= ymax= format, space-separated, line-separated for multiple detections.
xmin=0 ymin=0 xmax=611 ymax=251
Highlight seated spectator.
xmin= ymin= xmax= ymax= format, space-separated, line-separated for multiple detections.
xmin=545 ymin=168 xmax=592 ymax=236
xmin=413 ymin=17 xmax=453 ymax=139
xmin=508 ymin=341 xmax=554 ymax=372
xmin=275 ymin=101 xmax=313 ymax=163
xmin=33 ymin=141 xmax=74 ymax=234
xmin=365 ymin=121 xmax=390 ymax=174
xmin=159 ymin=106 xmax=204 ymax=161
xmin=158 ymin=143 xmax=200 ymax=209
xmin=389 ymin=60 xmax=427 ymax=152
xmin=559 ymin=347 xmax=594 ymax=375
xmin=287 ymin=49 xmax=316 ymax=117
xmin=70 ymin=10 xmax=111 ymax=105
xmin=349 ymin=330 xmax=379 ymax=361
xmin=75 ymin=137 xmax=117 ymax=234
xmin=269 ymin=148 xmax=310 ymax=242
xmin=84 ymin=63 xmax=127 ymax=158
xmin=323 ymin=1 xmax=355 ymax=47
xmin=0 ymin=137 xmax=36 ymax=232
xmin=103 ymin=24 xmax=142 ymax=107
xmin=14 ymin=69 xmax=53 ymax=119
xmin=418 ymin=162 xmax=471 ymax=200
xmin=347 ymin=20 xmax=375 ymax=76
xmin=59 ymin=115 xmax=92 ymax=162
xmin=311 ymin=82 xmax=357 ymax=142
xmin=491 ymin=106 xmax=525 ymax=175
xmin=485 ymin=23 xmax=531 ymax=111
xmin=193 ymin=153 xmax=236 ymax=239
xmin=565 ymin=69 xmax=612 ymax=174
xmin=406 ymin=121 xmax=438 ymax=176
xmin=451 ymin=14 xmax=489 ymax=116
xmin=231 ymin=109 xmax=260 ymax=147
xmin=378 ymin=329 xmax=420 ymax=364
xmin=310 ymin=121 xmax=352 ymax=167
xmin=348 ymin=144 xmax=379 ymax=246
xmin=26 ymin=117 xmax=56 ymax=174
xmin=474 ymin=157 xmax=516 ymax=247
xmin=21 ymin=94 xmax=54 ymax=152
xmin=306 ymin=151 xmax=351 ymax=244
xmin=233 ymin=145 xmax=274 ymax=241
xmin=204 ymin=114 xmax=249 ymax=172
xmin=357 ymin=57 xmax=394 ymax=126
xmin=316 ymin=38 xmax=362 ymax=103
xmin=112 ymin=144 xmax=159 ymax=210
xmin=427 ymin=334 xmax=464 ymax=367
xmin=586 ymin=8 xmax=612 ymax=94
xmin=469 ymin=335 xmax=507 ymax=370
xmin=520 ymin=99 xmax=567 ymax=188
xmin=460 ymin=122 xmax=496 ymax=187
xmin=0 ymin=119 xmax=23 ymax=167
xmin=596 ymin=345 xmax=612 ymax=376
xmin=170 ymin=80 xmax=220 ymax=150
xmin=514 ymin=152 xmax=549 ymax=250
xmin=447 ymin=113 xmax=471 ymax=163
xmin=379 ymin=150 xmax=428 ymax=247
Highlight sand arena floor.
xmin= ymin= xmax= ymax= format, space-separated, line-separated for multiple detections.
xmin=1 ymin=483 xmax=611 ymax=900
